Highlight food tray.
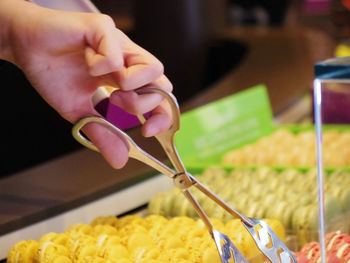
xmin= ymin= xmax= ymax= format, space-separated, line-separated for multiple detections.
xmin=174 ymin=84 xmax=350 ymax=171
xmin=147 ymin=165 xmax=350 ymax=250
xmin=177 ymin=123 xmax=350 ymax=172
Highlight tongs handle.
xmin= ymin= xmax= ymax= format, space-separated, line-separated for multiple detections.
xmin=137 ymin=88 xmax=253 ymax=227
xmin=137 ymin=88 xmax=222 ymax=232
xmin=136 ymin=87 xmax=186 ymax=173
xmin=72 ymin=116 xmax=175 ymax=178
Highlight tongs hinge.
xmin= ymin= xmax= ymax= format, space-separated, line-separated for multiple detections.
xmin=173 ymin=172 xmax=194 ymax=190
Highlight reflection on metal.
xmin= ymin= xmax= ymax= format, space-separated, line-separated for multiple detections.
xmin=314 ymin=79 xmax=327 ymax=263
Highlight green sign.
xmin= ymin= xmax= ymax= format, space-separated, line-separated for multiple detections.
xmin=175 ymin=84 xmax=274 ymax=168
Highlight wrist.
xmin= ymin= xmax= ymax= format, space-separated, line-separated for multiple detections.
xmin=0 ymin=0 xmax=30 ymax=63
xmin=0 ymin=0 xmax=12 ymax=61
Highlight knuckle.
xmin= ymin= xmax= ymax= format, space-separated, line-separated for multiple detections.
xmin=109 ymin=59 xmax=123 ymax=70
xmin=167 ymin=82 xmax=173 ymax=92
xmin=157 ymin=75 xmax=173 ymax=92
xmin=151 ymin=61 xmax=164 ymax=77
xmin=98 ymin=14 xmax=115 ymax=27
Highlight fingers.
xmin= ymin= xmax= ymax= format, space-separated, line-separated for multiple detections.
xmin=85 ymin=16 xmax=124 ymax=76
xmin=84 ymin=17 xmax=174 ymax=141
xmin=109 ymin=90 xmax=163 ymax=115
xmin=110 ymin=88 xmax=173 ymax=137
xmin=82 ymin=122 xmax=129 ymax=169
xmin=113 ymin=36 xmax=171 ymax=92
xmin=85 ymin=46 xmax=123 ymax=77
xmin=113 ymin=60 xmax=164 ymax=91
xmin=109 ymin=74 xmax=173 ymax=137
xmin=109 ymin=75 xmax=173 ymax=115
xmin=142 ymin=99 xmax=172 ymax=137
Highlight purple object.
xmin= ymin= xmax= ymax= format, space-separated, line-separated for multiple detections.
xmin=311 ymin=82 xmax=350 ymax=124
xmin=313 ymin=56 xmax=350 ymax=124
xmin=320 ymin=85 xmax=350 ymax=124
xmin=303 ymin=0 xmax=331 ymax=14
xmin=95 ymin=98 xmax=151 ymax=130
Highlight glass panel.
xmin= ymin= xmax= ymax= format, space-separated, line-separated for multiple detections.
xmin=313 ymin=57 xmax=350 ymax=263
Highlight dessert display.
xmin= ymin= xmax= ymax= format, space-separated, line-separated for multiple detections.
xmin=148 ymin=167 xmax=350 ymax=246
xmin=7 ymin=214 xmax=286 ymax=262
xmin=6 ymin=116 xmax=350 ymax=262
xmin=222 ymin=128 xmax=350 ymax=167
xmin=295 ymin=231 xmax=350 ymax=262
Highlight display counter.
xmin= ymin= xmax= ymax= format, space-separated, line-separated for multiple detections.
xmin=0 ymin=26 xmax=336 ymax=260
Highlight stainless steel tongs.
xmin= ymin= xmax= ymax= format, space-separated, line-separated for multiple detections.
xmin=72 ymin=86 xmax=296 ymax=263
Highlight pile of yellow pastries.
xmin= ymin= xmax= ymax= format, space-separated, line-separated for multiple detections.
xmin=222 ymin=129 xmax=350 ymax=167
xmin=8 ymin=215 xmax=285 ymax=263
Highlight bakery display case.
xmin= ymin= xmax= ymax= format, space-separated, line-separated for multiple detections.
xmin=311 ymin=56 xmax=350 ymax=262
xmin=0 ymin=1 xmax=341 ymax=261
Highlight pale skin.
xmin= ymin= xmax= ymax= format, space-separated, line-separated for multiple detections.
xmin=0 ymin=0 xmax=173 ymax=169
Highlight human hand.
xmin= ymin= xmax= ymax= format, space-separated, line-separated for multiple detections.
xmin=0 ymin=0 xmax=172 ymax=168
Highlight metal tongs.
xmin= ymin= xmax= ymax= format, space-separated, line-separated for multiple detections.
xmin=72 ymin=86 xmax=296 ymax=263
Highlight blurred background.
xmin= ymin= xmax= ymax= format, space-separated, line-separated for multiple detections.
xmin=94 ymin=0 xmax=350 ymax=102
xmin=0 ymin=0 xmax=349 ymax=177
